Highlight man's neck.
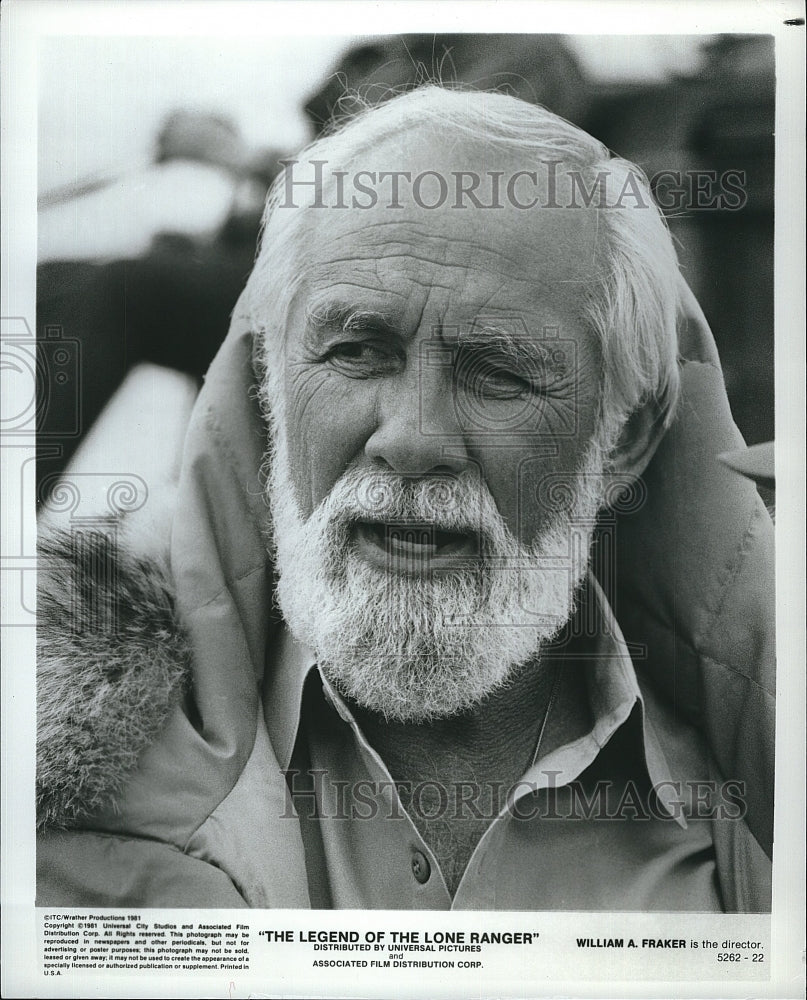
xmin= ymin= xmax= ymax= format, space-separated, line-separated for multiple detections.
xmin=345 ymin=655 xmax=592 ymax=896
xmin=351 ymin=655 xmax=590 ymax=781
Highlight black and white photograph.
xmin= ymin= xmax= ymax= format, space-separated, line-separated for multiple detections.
xmin=1 ymin=2 xmax=804 ymax=997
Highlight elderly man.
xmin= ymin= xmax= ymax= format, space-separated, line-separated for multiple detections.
xmin=37 ymin=87 xmax=774 ymax=911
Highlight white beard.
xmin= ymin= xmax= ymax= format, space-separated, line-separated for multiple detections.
xmin=265 ymin=420 xmax=608 ymax=723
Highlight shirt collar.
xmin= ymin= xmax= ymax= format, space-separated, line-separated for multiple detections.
xmin=262 ymin=572 xmax=686 ymax=828
xmin=534 ymin=573 xmax=688 ymax=829
xmin=262 ymin=621 xmax=314 ymax=774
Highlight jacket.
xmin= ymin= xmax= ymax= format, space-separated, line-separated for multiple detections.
xmin=36 ymin=281 xmax=775 ymax=910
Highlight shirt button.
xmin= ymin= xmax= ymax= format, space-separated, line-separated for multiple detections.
xmin=411 ymin=850 xmax=431 ymax=884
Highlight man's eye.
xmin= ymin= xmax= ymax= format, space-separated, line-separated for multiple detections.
xmin=476 ymin=369 xmax=534 ymax=399
xmin=455 ymin=360 xmax=535 ymax=400
xmin=326 ymin=341 xmax=400 ymax=376
xmin=331 ymin=342 xmax=377 ymax=359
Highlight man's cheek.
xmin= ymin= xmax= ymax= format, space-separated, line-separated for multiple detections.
xmin=512 ymin=448 xmax=591 ymax=543
xmin=467 ymin=448 xmax=564 ymax=542
xmin=468 ymin=454 xmax=521 ymax=539
xmin=285 ymin=371 xmax=378 ymax=516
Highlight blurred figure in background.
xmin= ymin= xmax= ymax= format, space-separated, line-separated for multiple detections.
xmin=39 ymin=108 xmax=248 ymax=262
xmin=37 ymin=109 xmax=286 ymax=505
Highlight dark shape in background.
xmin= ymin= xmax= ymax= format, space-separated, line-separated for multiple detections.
xmin=587 ymin=34 xmax=775 ymax=449
xmin=305 ymin=34 xmax=592 ymax=129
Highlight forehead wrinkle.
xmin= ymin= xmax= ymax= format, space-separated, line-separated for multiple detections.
xmin=300 ymin=278 xmax=410 ymax=311
xmin=306 ymin=223 xmax=599 ymax=304
xmin=308 ymin=250 xmax=544 ymax=297
xmin=322 ymin=225 xmax=545 ymax=280
xmin=312 ymin=210 xmax=598 ymax=279
xmin=307 ymin=254 xmax=592 ymax=327
xmin=297 ymin=210 xmax=600 ymax=345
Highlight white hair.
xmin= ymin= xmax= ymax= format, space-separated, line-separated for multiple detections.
xmin=247 ymin=85 xmax=682 ymax=453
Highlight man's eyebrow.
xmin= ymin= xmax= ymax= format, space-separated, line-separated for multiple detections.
xmin=454 ymin=325 xmax=552 ymax=367
xmin=305 ymin=301 xmax=398 ymax=335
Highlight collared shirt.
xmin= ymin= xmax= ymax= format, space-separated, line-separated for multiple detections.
xmin=263 ymin=576 xmax=724 ymax=911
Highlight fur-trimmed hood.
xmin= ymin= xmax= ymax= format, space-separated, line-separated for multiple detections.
xmin=36 ymin=529 xmax=190 ymax=830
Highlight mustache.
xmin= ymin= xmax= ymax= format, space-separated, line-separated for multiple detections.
xmin=313 ymin=467 xmax=504 ymax=539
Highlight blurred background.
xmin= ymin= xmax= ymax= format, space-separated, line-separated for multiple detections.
xmin=36 ymin=33 xmax=775 ymax=507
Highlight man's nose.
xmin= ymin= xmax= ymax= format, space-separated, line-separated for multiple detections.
xmin=364 ymin=360 xmax=469 ymax=475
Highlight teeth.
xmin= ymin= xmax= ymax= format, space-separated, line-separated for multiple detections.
xmin=357 ymin=521 xmax=470 ymax=555
xmin=389 ymin=529 xmax=434 ymax=548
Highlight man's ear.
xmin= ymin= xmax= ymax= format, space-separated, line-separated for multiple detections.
xmin=604 ymin=399 xmax=668 ymax=479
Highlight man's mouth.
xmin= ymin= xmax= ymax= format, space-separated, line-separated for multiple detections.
xmin=351 ymin=520 xmax=478 ymax=572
